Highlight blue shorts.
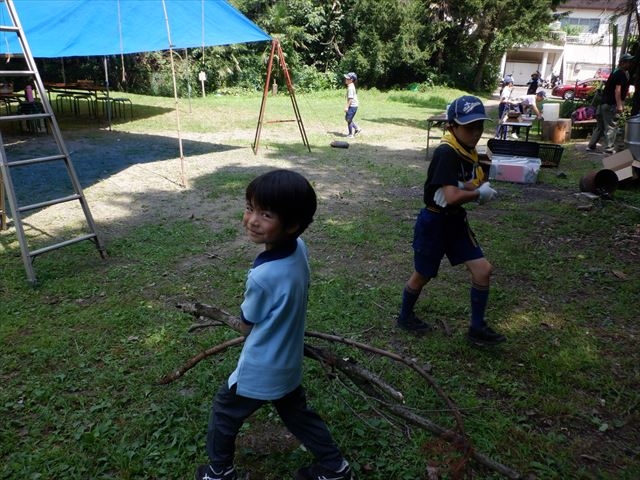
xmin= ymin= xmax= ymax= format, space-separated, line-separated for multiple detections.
xmin=412 ymin=207 xmax=484 ymax=278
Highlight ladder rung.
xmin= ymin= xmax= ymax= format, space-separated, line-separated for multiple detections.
xmin=18 ymin=194 xmax=82 ymax=213
xmin=7 ymin=154 xmax=66 ymax=167
xmin=0 ymin=70 xmax=36 ymax=77
xmin=0 ymin=113 xmax=52 ymax=122
xmin=0 ymin=26 xmax=20 ymax=33
xmin=29 ymin=233 xmax=98 ymax=258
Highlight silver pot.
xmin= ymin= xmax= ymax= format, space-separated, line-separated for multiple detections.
xmin=624 ymin=114 xmax=640 ymax=160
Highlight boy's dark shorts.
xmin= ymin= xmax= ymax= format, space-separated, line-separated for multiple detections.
xmin=412 ymin=207 xmax=484 ymax=278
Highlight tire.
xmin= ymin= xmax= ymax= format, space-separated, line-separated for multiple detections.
xmin=563 ymin=90 xmax=575 ymax=100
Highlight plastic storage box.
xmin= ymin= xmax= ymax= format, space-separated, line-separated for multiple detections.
xmin=489 ymin=155 xmax=541 ymax=184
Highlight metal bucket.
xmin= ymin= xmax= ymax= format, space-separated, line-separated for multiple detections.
xmin=579 ymin=169 xmax=618 ymax=196
xmin=624 ymin=114 xmax=640 ymax=160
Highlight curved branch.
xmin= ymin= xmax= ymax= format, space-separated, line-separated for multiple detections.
xmin=158 ymin=336 xmax=245 ymax=384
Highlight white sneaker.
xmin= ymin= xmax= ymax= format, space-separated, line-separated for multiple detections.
xmin=346 ymin=134 xmax=354 ymax=138
xmin=510 ymin=133 xmax=519 ymax=139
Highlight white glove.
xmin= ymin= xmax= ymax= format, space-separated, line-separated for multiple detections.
xmin=476 ymin=182 xmax=497 ymax=205
xmin=433 ymin=187 xmax=447 ymax=208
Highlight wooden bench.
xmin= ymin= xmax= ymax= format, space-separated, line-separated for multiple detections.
xmin=572 ymin=119 xmax=596 ymax=137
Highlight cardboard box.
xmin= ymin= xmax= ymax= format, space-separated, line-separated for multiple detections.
xmin=601 ymin=149 xmax=640 ymax=181
xmin=489 ymin=155 xmax=541 ymax=184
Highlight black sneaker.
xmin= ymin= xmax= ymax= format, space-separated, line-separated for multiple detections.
xmin=295 ymin=461 xmax=353 ymax=480
xmin=396 ymin=312 xmax=431 ymax=335
xmin=194 ymin=464 xmax=237 ymax=480
xmin=586 ymin=145 xmax=599 ymax=152
xmin=467 ymin=326 xmax=506 ymax=346
xmin=354 ymin=128 xmax=362 ymax=137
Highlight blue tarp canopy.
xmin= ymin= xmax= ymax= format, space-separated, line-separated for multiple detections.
xmin=2 ymin=0 xmax=270 ymax=57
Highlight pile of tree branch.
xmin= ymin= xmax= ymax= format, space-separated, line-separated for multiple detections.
xmin=161 ymin=302 xmax=522 ymax=479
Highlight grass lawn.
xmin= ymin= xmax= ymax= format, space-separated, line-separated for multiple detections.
xmin=1 ymin=86 xmax=639 ymax=479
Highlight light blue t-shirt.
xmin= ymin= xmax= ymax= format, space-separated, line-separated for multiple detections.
xmin=228 ymin=238 xmax=309 ymax=400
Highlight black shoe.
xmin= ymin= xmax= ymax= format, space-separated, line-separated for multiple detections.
xmin=467 ymin=326 xmax=506 ymax=346
xmin=586 ymin=145 xmax=599 ymax=152
xmin=396 ymin=312 xmax=431 ymax=334
xmin=295 ymin=461 xmax=353 ymax=480
xmin=194 ymin=464 xmax=237 ymax=480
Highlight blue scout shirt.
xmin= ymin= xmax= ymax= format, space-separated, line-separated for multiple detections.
xmin=228 ymin=237 xmax=309 ymax=400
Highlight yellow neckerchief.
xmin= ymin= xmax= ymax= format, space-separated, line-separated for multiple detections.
xmin=441 ymin=131 xmax=485 ymax=186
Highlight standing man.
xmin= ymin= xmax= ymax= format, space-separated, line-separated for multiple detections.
xmin=526 ymin=71 xmax=540 ymax=95
xmin=588 ymin=53 xmax=635 ymax=154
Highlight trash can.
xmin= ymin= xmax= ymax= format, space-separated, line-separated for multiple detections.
xmin=624 ymin=114 xmax=640 ymax=160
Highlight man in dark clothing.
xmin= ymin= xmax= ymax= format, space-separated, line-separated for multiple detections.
xmin=588 ymin=53 xmax=635 ymax=154
xmin=526 ymin=71 xmax=540 ymax=95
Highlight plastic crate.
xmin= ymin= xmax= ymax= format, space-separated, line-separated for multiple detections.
xmin=487 ymin=139 xmax=564 ymax=168
xmin=487 ymin=139 xmax=539 ymax=157
xmin=538 ymin=143 xmax=564 ymax=168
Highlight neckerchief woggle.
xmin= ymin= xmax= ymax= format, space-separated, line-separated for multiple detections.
xmin=441 ymin=131 xmax=485 ymax=187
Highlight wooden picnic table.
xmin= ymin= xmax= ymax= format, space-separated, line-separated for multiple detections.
xmin=44 ymin=82 xmax=107 ymax=116
xmin=425 ymin=112 xmax=448 ymax=160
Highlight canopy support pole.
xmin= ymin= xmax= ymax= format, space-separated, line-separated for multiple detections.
xmin=162 ymin=0 xmax=186 ymax=188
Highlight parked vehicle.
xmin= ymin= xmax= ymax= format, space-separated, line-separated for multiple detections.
xmin=595 ymin=67 xmax=611 ymax=80
xmin=551 ymin=78 xmax=603 ymax=100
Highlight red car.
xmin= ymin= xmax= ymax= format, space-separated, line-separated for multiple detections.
xmin=551 ymin=78 xmax=603 ymax=100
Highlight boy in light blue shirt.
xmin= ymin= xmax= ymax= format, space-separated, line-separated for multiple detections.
xmin=195 ymin=169 xmax=353 ymax=480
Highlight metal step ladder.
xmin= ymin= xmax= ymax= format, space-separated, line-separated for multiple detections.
xmin=0 ymin=0 xmax=106 ymax=284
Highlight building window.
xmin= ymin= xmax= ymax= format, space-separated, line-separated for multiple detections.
xmin=560 ymin=18 xmax=600 ymax=34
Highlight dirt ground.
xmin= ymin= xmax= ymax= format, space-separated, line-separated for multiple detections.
xmin=0 ymin=90 xmax=584 ymax=242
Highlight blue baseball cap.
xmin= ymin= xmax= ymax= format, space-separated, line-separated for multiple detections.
xmin=344 ymin=72 xmax=357 ymax=81
xmin=447 ymin=95 xmax=491 ymax=125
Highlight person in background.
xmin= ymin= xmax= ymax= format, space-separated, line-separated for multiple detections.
xmin=588 ymin=53 xmax=635 ymax=154
xmin=509 ymin=90 xmax=545 ymax=139
xmin=526 ymin=71 xmax=540 ymax=95
xmin=343 ymin=72 xmax=362 ymax=138
xmin=395 ymin=95 xmax=505 ymax=346
xmin=496 ymin=77 xmax=515 ymax=138
xmin=195 ymin=169 xmax=353 ymax=480
xmin=24 ymin=78 xmax=35 ymax=103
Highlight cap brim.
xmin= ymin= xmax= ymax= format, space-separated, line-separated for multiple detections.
xmin=454 ymin=115 xmax=492 ymax=125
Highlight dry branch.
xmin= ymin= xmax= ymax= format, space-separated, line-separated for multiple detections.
xmin=158 ymin=336 xmax=245 ymax=384
xmin=169 ymin=301 xmax=522 ymax=478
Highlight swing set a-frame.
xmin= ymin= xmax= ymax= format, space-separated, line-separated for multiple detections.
xmin=252 ymin=38 xmax=310 ymax=155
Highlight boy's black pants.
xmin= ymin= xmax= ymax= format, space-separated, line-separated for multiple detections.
xmin=206 ymin=382 xmax=343 ymax=471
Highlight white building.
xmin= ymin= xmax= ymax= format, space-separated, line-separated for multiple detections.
xmin=501 ymin=0 xmax=637 ymax=85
